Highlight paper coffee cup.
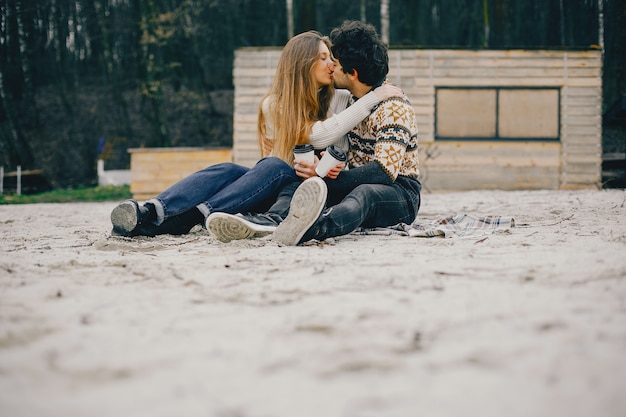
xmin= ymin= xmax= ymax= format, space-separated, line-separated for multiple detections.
xmin=293 ymin=144 xmax=315 ymax=164
xmin=315 ymin=145 xmax=347 ymax=177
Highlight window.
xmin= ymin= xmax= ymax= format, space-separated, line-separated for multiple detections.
xmin=435 ymin=87 xmax=560 ymax=141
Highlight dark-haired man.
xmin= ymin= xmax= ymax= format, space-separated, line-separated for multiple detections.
xmin=207 ymin=20 xmax=421 ymax=245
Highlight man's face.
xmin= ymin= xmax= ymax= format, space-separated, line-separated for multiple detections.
xmin=312 ymin=41 xmax=335 ymax=88
xmin=332 ymin=58 xmax=352 ymax=90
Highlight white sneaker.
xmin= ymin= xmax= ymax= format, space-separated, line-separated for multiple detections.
xmin=272 ymin=176 xmax=327 ymax=246
xmin=206 ymin=212 xmax=276 ymax=243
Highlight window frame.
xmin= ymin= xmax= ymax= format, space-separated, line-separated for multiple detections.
xmin=434 ymin=86 xmax=561 ymax=142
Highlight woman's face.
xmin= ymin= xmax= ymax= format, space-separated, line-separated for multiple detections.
xmin=312 ymin=41 xmax=335 ymax=88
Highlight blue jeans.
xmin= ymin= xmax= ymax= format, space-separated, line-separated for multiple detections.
xmin=266 ymin=176 xmax=422 ymax=243
xmin=148 ymin=157 xmax=298 ymax=225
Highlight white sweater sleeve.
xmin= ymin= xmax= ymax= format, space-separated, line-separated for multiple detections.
xmin=262 ymin=90 xmax=381 ymax=150
xmin=308 ymin=90 xmax=380 ymax=149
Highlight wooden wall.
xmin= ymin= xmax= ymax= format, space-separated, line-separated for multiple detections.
xmin=233 ymin=48 xmax=602 ymax=190
xmin=129 ymin=147 xmax=232 ymax=200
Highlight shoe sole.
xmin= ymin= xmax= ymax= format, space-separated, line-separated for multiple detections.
xmin=110 ymin=200 xmax=139 ymax=233
xmin=272 ymin=177 xmax=327 ymax=246
xmin=206 ymin=212 xmax=275 ymax=243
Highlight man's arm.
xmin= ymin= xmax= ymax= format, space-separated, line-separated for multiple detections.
xmin=324 ymin=161 xmax=393 ymax=195
xmin=331 ymin=97 xmax=416 ymax=191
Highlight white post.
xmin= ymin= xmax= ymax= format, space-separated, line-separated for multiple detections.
xmin=17 ymin=165 xmax=21 ymax=195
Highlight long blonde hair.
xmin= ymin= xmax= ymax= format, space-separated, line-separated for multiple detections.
xmin=258 ymin=31 xmax=334 ymax=165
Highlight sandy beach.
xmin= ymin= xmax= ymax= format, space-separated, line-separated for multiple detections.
xmin=1 ymin=188 xmax=625 ymax=417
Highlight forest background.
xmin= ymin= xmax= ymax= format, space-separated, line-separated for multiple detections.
xmin=1 ymin=0 xmax=624 ymax=189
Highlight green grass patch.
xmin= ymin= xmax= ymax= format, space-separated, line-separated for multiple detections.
xmin=0 ymin=185 xmax=131 ymax=204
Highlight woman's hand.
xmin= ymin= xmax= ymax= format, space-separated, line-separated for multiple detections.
xmin=294 ymin=153 xmax=345 ymax=180
xmin=294 ymin=157 xmax=318 ymax=179
xmin=373 ymin=83 xmax=403 ymax=101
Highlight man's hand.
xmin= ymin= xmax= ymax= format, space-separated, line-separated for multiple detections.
xmin=373 ymin=83 xmax=403 ymax=101
xmin=324 ymin=163 xmax=344 ymax=180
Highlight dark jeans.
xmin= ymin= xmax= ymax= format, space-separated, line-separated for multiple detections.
xmin=267 ymin=175 xmax=422 ymax=243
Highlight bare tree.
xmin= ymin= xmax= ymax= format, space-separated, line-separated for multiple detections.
xmin=483 ymin=0 xmax=490 ymax=46
xmin=380 ymin=0 xmax=389 ymax=44
xmin=286 ymin=0 xmax=293 ymax=38
xmin=598 ymin=0 xmax=604 ymax=54
xmin=0 ymin=0 xmax=35 ymax=169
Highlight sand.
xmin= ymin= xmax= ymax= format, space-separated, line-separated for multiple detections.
xmin=1 ymin=189 xmax=625 ymax=417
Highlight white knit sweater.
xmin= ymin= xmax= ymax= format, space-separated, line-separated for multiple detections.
xmin=261 ymin=89 xmax=381 ymax=152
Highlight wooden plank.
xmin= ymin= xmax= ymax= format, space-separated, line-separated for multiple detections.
xmin=560 ymin=135 xmax=602 ymax=146
xmin=131 ymin=152 xmax=232 ymax=166
xmin=424 ymin=58 xmax=601 ymax=69
xmin=422 ymin=141 xmax=560 ymax=165
xmin=561 ymin=117 xmax=601 ymax=127
xmin=563 ymin=107 xmax=604 ymax=117
xmin=561 ymin=126 xmax=602 ymax=136
xmin=234 ymin=97 xmax=265 ymax=107
xmin=423 ymin=165 xmax=560 ymax=191
xmin=232 ymin=115 xmax=259 ymax=124
xmin=418 ymin=141 xmax=562 ymax=190
xmin=414 ymin=77 xmax=601 ymax=87
xmin=560 ymin=172 xmax=602 ymax=187
xmin=562 ymin=154 xmax=602 ymax=164
xmin=412 ymin=49 xmax=600 ymax=59
xmin=561 ymin=144 xmax=602 ymax=155
xmin=234 ymin=68 xmax=276 ymax=78
xmin=563 ymin=87 xmax=602 ymax=97
xmin=233 ymin=79 xmax=274 ymax=90
xmin=234 ymin=90 xmax=268 ymax=100
xmin=233 ymin=56 xmax=278 ymax=68
xmin=426 ymin=67 xmax=601 ymax=79
xmin=562 ymin=95 xmax=602 ymax=106
xmin=558 ymin=183 xmax=600 ymax=190
xmin=129 ymin=148 xmax=233 ymax=199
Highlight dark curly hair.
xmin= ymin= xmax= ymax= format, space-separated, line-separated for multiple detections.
xmin=329 ymin=20 xmax=389 ymax=86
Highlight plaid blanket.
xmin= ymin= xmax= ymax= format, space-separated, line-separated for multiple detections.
xmin=355 ymin=214 xmax=516 ymax=238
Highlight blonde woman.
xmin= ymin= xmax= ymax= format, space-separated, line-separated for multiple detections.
xmin=110 ymin=30 xmax=401 ymax=237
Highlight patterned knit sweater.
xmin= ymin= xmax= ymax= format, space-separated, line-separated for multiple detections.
xmin=347 ymin=94 xmax=420 ymax=181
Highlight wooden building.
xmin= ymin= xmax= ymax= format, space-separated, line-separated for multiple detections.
xmin=128 ymin=147 xmax=232 ymax=200
xmin=233 ymin=48 xmax=602 ymax=191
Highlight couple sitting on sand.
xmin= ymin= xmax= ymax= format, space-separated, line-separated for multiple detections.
xmin=110 ymin=20 xmax=421 ymax=246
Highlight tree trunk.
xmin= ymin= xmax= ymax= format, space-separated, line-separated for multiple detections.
xmin=90 ymin=0 xmax=135 ymax=142
xmin=286 ymin=0 xmax=293 ymax=38
xmin=138 ymin=0 xmax=170 ymax=147
xmin=483 ymin=0 xmax=490 ymax=47
xmin=0 ymin=0 xmax=34 ymax=169
xmin=380 ymin=0 xmax=389 ymax=44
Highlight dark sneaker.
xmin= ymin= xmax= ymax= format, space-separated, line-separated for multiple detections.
xmin=206 ymin=212 xmax=277 ymax=243
xmin=110 ymin=200 xmax=149 ymax=235
xmin=272 ymin=176 xmax=327 ymax=246
xmin=237 ymin=213 xmax=283 ymax=227
xmin=112 ymin=207 xmax=201 ymax=237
